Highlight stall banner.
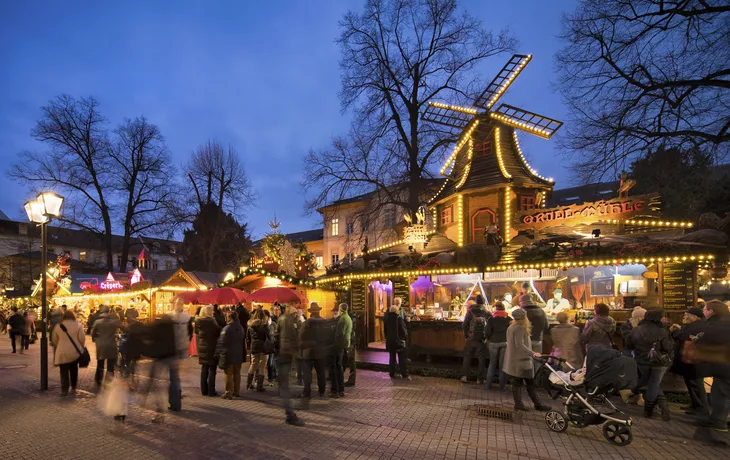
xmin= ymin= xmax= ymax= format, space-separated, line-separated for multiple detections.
xmin=515 ymin=193 xmax=660 ymax=230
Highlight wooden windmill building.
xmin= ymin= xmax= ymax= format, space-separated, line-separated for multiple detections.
xmin=422 ymin=54 xmax=562 ymax=246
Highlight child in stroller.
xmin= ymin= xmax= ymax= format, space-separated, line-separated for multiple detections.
xmin=534 ymin=346 xmax=637 ymax=446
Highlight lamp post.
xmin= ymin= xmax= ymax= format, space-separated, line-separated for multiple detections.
xmin=24 ymin=192 xmax=64 ymax=391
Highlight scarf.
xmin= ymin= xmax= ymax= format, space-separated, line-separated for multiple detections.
xmin=492 ymin=310 xmax=508 ymax=318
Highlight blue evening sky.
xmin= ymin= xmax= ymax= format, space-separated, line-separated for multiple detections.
xmin=0 ymin=0 xmax=579 ymax=238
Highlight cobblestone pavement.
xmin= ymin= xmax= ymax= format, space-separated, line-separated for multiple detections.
xmin=0 ymin=334 xmax=727 ymax=459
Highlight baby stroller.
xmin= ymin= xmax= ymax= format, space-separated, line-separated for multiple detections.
xmin=534 ymin=346 xmax=637 ymax=446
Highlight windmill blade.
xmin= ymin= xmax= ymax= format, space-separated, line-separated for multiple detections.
xmin=422 ymin=101 xmax=477 ymax=129
xmin=474 ymin=54 xmax=532 ymax=110
xmin=490 ymin=104 xmax=563 ymax=140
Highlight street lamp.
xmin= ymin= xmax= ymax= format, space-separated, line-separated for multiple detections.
xmin=24 ymin=191 xmax=64 ymax=391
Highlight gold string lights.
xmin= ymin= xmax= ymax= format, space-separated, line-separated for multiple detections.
xmin=494 ymin=127 xmax=512 ymax=179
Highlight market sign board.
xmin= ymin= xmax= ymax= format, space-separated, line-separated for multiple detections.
xmin=515 ymin=193 xmax=660 ymax=230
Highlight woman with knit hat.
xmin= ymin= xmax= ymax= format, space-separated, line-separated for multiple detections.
xmin=503 ymin=308 xmax=551 ymax=411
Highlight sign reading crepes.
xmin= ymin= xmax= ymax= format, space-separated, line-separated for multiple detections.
xmin=516 ymin=193 xmax=660 ymax=230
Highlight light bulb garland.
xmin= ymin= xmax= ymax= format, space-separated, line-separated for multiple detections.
xmin=314 ymin=253 xmax=717 ymax=286
xmin=504 ymin=186 xmax=511 ymax=241
xmin=512 ymin=131 xmax=553 ymax=183
xmin=221 ymin=266 xmax=317 ymax=288
xmin=485 ymin=55 xmax=532 ymax=109
xmin=440 ymin=120 xmax=480 ymax=176
xmin=430 ymin=101 xmax=478 ymax=115
xmin=457 ymin=194 xmax=464 ymax=247
xmin=490 ymin=112 xmax=551 ymax=139
xmin=455 ymin=139 xmax=473 ymax=189
xmin=494 ymin=127 xmax=512 ymax=179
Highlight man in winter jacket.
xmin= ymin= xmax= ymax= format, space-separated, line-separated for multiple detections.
xmin=299 ymin=302 xmax=329 ymax=399
xmin=582 ymin=303 xmax=617 ymax=349
xmin=215 ymin=312 xmax=245 ymax=399
xmin=144 ymin=315 xmax=182 ymax=414
xmin=171 ymin=300 xmax=192 ymax=359
xmin=519 ymin=295 xmax=548 ymax=354
xmin=693 ymin=300 xmax=730 ymax=432
xmin=91 ymin=306 xmax=122 ymax=385
xmin=330 ymin=303 xmax=353 ymax=397
xmin=276 ymin=306 xmax=304 ymax=426
xmin=7 ymin=307 xmax=26 ymax=354
xmin=460 ymin=296 xmax=491 ymax=383
xmin=669 ymin=307 xmax=707 ymax=415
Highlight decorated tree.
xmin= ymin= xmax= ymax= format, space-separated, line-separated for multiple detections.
xmin=261 ymin=217 xmax=286 ymax=263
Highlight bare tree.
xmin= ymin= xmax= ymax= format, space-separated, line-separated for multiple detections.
xmin=185 ymin=139 xmax=254 ymax=218
xmin=9 ymin=95 xmax=116 ymax=270
xmin=303 ymin=0 xmax=515 ymax=223
xmin=111 ymin=117 xmax=177 ymax=272
xmin=557 ymin=0 xmax=730 ymax=181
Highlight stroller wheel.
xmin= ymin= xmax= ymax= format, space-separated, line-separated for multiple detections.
xmin=545 ymin=410 xmax=568 ymax=433
xmin=602 ymin=421 xmax=633 ymax=446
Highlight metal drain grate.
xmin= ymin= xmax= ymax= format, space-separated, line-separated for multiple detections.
xmin=474 ymin=405 xmax=514 ymax=421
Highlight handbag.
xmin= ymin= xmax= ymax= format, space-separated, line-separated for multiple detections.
xmin=648 ymin=340 xmax=672 ymax=367
xmin=60 ymin=323 xmax=91 ymax=368
xmin=681 ymin=340 xmax=697 ymax=364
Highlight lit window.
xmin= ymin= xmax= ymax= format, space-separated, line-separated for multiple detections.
xmin=315 ymin=256 xmax=323 ymax=269
xmin=79 ymin=251 xmax=87 ymax=262
xmin=346 ymin=221 xmax=354 ymax=235
xmin=331 ymin=218 xmax=339 ymax=236
xmin=474 ymin=141 xmax=491 ymax=157
xmin=440 ymin=206 xmax=453 ymax=225
xmin=520 ymin=195 xmax=535 ymax=211
xmin=331 ymin=254 xmax=340 ymax=265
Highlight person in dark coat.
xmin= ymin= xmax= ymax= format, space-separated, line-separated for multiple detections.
xmin=693 ymin=300 xmax=730 ymax=432
xmin=7 ymin=307 xmax=26 ymax=354
xmin=143 ymin=314 xmax=181 ymax=416
xmin=384 ymin=305 xmax=410 ymax=379
xmin=669 ymin=307 xmax=707 ymax=415
xmin=276 ymin=305 xmax=304 ymax=426
xmin=91 ymin=306 xmax=123 ymax=385
xmin=519 ymin=294 xmax=548 ymax=361
xmin=299 ymin=302 xmax=331 ymax=399
xmin=236 ymin=302 xmax=251 ymax=358
xmin=215 ymin=311 xmax=245 ymax=399
xmin=582 ymin=303 xmax=617 ymax=350
xmin=625 ymin=309 xmax=674 ymax=420
xmin=344 ymin=308 xmax=357 ymax=387
xmin=485 ymin=301 xmax=512 ymax=391
xmin=120 ymin=308 xmax=146 ymax=387
xmin=195 ymin=305 xmax=222 ymax=396
xmin=213 ymin=304 xmax=226 ymax=328
xmin=460 ymin=295 xmax=491 ymax=383
xmin=246 ymin=309 xmax=270 ymax=392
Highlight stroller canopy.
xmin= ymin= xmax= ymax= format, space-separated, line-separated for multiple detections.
xmin=585 ymin=346 xmax=638 ymax=391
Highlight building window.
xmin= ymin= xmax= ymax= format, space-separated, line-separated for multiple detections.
xmin=331 ymin=254 xmax=340 ymax=265
xmin=117 ymin=256 xmax=123 ymax=269
xmin=153 ymin=261 xmax=158 ymax=270
xmin=346 ymin=221 xmax=354 ymax=235
xmin=79 ymin=251 xmax=87 ymax=262
xmin=361 ymin=218 xmax=369 ymax=233
xmin=474 ymin=140 xmax=491 ymax=157
xmin=383 ymin=207 xmax=396 ymax=228
xmin=166 ymin=261 xmax=173 ymax=270
xmin=331 ymin=218 xmax=339 ymax=236
xmin=440 ymin=206 xmax=453 ymax=225
xmin=345 ymin=253 xmax=353 ymax=263
xmin=152 ymin=242 xmax=160 ymax=253
xmin=315 ymin=256 xmax=323 ymax=269
xmin=520 ymin=195 xmax=535 ymax=211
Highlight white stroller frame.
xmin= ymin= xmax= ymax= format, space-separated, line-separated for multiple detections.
xmin=536 ymin=355 xmax=634 ymax=446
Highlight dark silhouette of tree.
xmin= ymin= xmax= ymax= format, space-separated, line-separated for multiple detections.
xmin=184 ymin=139 xmax=254 ymax=221
xmin=9 ymin=95 xmax=116 ymax=270
xmin=111 ymin=117 xmax=176 ymax=272
xmin=630 ymin=147 xmax=712 ymax=219
xmin=303 ymin=0 xmax=515 ymax=222
xmin=181 ymin=202 xmax=252 ymax=272
xmin=557 ymin=0 xmax=730 ymax=181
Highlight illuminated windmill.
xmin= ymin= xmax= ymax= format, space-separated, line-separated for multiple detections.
xmin=423 ymin=54 xmax=564 ymax=246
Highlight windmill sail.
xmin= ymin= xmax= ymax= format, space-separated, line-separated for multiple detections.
xmin=422 ymin=102 xmax=477 ymax=129
xmin=474 ymin=54 xmax=532 ymax=110
xmin=490 ymin=104 xmax=563 ymax=140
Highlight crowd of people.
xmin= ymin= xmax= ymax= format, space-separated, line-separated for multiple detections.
xmin=457 ymin=291 xmax=730 ymax=432
xmin=3 ymin=290 xmax=729 ymax=435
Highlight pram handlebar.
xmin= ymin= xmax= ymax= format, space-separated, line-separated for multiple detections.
xmin=532 ymin=354 xmax=566 ymax=363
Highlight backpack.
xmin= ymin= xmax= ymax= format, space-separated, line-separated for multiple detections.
xmin=648 ymin=340 xmax=672 ymax=367
xmin=469 ymin=315 xmax=487 ymax=342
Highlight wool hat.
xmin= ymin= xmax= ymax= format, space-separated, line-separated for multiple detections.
xmin=686 ymin=307 xmax=704 ymax=319
xmin=519 ymin=294 xmax=536 ymax=308
xmin=512 ymin=308 xmax=527 ymax=320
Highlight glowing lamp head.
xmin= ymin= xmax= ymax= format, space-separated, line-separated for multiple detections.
xmin=24 ymin=199 xmax=47 ymax=224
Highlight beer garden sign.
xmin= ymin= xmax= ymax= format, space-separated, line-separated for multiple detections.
xmin=515 ymin=193 xmax=660 ymax=230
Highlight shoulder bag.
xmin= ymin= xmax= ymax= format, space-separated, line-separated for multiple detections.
xmin=60 ymin=323 xmax=91 ymax=368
